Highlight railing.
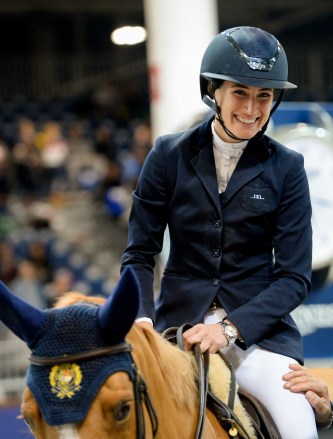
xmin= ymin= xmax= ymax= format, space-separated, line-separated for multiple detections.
xmin=0 ymin=47 xmax=332 ymax=102
xmin=287 ymin=46 xmax=333 ymax=101
xmin=0 ymin=51 xmax=148 ymax=100
xmin=0 ymin=337 xmax=29 ymax=405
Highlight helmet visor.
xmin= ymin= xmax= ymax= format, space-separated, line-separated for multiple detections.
xmin=201 ymin=72 xmax=297 ymax=90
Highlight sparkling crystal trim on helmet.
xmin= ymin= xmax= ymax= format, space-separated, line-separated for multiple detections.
xmin=222 ymin=27 xmax=281 ymax=72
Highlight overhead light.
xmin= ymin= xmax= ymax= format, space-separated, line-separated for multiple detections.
xmin=111 ymin=26 xmax=147 ymax=46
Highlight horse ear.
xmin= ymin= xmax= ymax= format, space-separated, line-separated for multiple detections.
xmin=0 ymin=280 xmax=44 ymax=346
xmin=98 ymin=267 xmax=140 ymax=343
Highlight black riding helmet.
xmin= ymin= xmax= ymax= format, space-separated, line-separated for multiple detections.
xmin=200 ymin=26 xmax=297 ymax=139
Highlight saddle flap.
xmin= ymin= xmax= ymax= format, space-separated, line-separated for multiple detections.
xmin=238 ymin=390 xmax=282 ymax=439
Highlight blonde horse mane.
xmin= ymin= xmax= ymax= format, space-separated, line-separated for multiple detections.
xmin=53 ymin=291 xmax=107 ymax=308
xmin=137 ymin=325 xmax=198 ymax=411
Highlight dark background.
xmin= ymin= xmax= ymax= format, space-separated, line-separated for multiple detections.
xmin=0 ymin=0 xmax=332 ymax=105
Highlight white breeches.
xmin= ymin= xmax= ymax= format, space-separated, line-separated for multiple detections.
xmin=223 ymin=344 xmax=318 ymax=439
xmin=204 ymin=308 xmax=318 ymax=439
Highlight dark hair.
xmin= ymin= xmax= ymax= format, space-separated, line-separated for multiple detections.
xmin=207 ymin=80 xmax=279 ymax=99
xmin=207 ymin=80 xmax=224 ymax=98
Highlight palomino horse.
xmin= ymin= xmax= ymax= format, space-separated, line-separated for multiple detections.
xmin=0 ymin=267 xmax=258 ymax=439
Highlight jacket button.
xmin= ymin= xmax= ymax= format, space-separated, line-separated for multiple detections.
xmin=212 ymin=279 xmax=220 ymax=287
xmin=213 ymin=220 xmax=221 ymax=228
xmin=212 ymin=248 xmax=221 ymax=257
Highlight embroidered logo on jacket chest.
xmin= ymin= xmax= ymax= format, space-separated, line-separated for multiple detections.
xmin=241 ymin=186 xmax=273 ymax=213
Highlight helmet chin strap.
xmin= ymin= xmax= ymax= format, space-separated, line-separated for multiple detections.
xmin=215 ymin=112 xmax=249 ymax=142
xmin=214 ymin=90 xmax=284 ymax=142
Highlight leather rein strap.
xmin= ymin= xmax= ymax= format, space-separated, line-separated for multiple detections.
xmin=29 ymin=342 xmax=158 ymax=439
xmin=29 ymin=342 xmax=132 ymax=365
xmin=131 ymin=362 xmax=158 ymax=439
xmin=176 ymin=324 xmax=209 ymax=439
xmin=163 ymin=324 xmax=210 ymax=439
xmin=163 ymin=324 xmax=253 ymax=439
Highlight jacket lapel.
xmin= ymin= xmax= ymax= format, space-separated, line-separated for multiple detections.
xmin=221 ymin=141 xmax=264 ymax=207
xmin=190 ymin=118 xmax=221 ymax=213
xmin=190 ymin=119 xmax=266 ymax=211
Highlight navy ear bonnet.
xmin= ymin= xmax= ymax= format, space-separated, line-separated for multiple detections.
xmin=27 ymin=303 xmax=134 ymax=426
xmin=0 ymin=266 xmax=140 ymax=426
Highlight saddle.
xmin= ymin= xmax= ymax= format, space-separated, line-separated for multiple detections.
xmin=238 ymin=390 xmax=281 ymax=439
xmin=163 ymin=325 xmax=281 ymax=439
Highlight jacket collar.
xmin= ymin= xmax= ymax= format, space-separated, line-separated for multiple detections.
xmin=191 ymin=117 xmax=268 ymax=209
xmin=221 ymin=140 xmax=264 ymax=206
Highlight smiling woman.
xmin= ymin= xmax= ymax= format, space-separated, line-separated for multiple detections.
xmin=213 ymin=81 xmax=274 ymax=143
xmin=121 ymin=25 xmax=317 ymax=439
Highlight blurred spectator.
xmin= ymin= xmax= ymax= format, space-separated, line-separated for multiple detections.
xmin=119 ymin=120 xmax=152 ymax=188
xmin=37 ymin=121 xmax=69 ymax=196
xmin=0 ymin=140 xmax=13 ymax=212
xmin=27 ymin=240 xmax=52 ymax=284
xmin=66 ymin=121 xmax=108 ymax=191
xmin=0 ymin=241 xmax=17 ymax=284
xmin=131 ymin=120 xmax=152 ymax=151
xmin=93 ymin=122 xmax=119 ymax=161
xmin=102 ymin=160 xmax=122 ymax=191
xmin=122 ymin=80 xmax=150 ymax=122
xmin=9 ymin=259 xmax=46 ymax=309
xmin=43 ymin=268 xmax=74 ymax=307
xmin=92 ymin=80 xmax=130 ymax=123
xmin=12 ymin=118 xmax=45 ymax=200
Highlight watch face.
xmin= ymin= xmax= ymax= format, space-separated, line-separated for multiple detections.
xmin=223 ymin=323 xmax=237 ymax=338
xmin=272 ymin=125 xmax=333 ymax=270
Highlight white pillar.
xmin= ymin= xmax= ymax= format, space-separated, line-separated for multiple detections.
xmin=143 ymin=0 xmax=218 ymax=270
xmin=143 ymin=0 xmax=219 ymax=140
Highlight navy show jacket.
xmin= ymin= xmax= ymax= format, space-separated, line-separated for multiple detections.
xmin=121 ymin=117 xmax=312 ymax=364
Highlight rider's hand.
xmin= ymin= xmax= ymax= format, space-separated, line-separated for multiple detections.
xmin=136 ymin=320 xmax=154 ymax=330
xmin=182 ymin=323 xmax=228 ymax=353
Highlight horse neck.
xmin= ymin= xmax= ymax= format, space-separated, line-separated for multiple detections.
xmin=126 ymin=324 xmax=199 ymax=438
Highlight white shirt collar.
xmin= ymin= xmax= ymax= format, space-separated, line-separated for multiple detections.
xmin=211 ymin=121 xmax=248 ymax=157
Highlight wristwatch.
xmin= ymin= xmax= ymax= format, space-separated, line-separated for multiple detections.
xmin=220 ymin=321 xmax=238 ymax=345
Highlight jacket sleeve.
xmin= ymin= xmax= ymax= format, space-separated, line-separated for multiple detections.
xmin=121 ymin=136 xmax=168 ymax=322
xmin=227 ymin=152 xmax=312 ymax=348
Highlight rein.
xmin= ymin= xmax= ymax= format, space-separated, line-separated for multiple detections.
xmin=163 ymin=324 xmax=253 ymax=439
xmin=163 ymin=324 xmax=210 ymax=439
xmin=29 ymin=342 xmax=159 ymax=439
xmin=176 ymin=324 xmax=209 ymax=439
